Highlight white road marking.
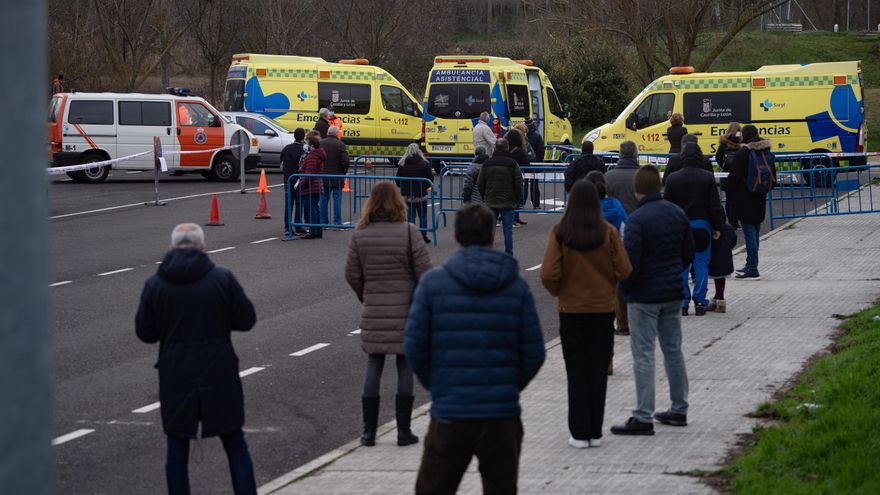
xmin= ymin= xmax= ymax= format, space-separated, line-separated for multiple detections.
xmin=155 ymin=261 xmax=162 ymax=264
xmin=49 ymin=183 xmax=284 ymax=220
xmin=251 ymin=237 xmax=277 ymax=244
xmin=50 ymin=280 xmax=73 ymax=287
xmin=238 ymin=366 xmax=265 ymax=378
xmin=544 ymin=198 xmax=565 ymax=206
xmin=525 ymin=264 xmax=542 ymax=271
xmin=132 ymin=402 xmax=161 ymax=414
xmin=349 ymin=329 xmax=362 ymax=335
xmin=290 ymin=343 xmax=330 ymax=356
xmin=125 ymin=171 xmax=144 ymax=175
xmin=52 ymin=429 xmax=95 ymax=446
xmin=207 ymin=247 xmax=235 ymax=254
xmin=98 ymin=268 xmax=133 ymax=277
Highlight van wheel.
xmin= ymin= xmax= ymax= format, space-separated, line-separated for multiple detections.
xmin=75 ymin=152 xmax=111 ymax=183
xmin=66 ymin=172 xmax=80 ymax=181
xmin=209 ymin=153 xmax=239 ymax=182
xmin=800 ymin=150 xmax=836 ymax=188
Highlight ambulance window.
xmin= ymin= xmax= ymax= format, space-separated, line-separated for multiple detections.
xmin=547 ymin=88 xmax=563 ymax=117
xmin=427 ymin=85 xmax=455 ymax=118
xmin=506 ymin=85 xmax=530 ymax=118
xmin=458 ymin=85 xmax=490 ymax=119
xmin=318 ymin=83 xmax=371 ymax=115
xmin=633 ymin=93 xmax=675 ymax=129
xmin=380 ymin=86 xmax=405 ymax=114
xmin=177 ymin=103 xmax=215 ymax=127
xmin=68 ymin=100 xmax=113 ymax=125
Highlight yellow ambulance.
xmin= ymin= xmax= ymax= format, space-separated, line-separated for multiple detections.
xmin=584 ymin=61 xmax=866 ymax=157
xmin=423 ymin=56 xmax=573 ymax=158
xmin=223 ymin=54 xmax=422 ymax=156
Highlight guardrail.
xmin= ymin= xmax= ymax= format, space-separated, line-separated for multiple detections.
xmin=283 ymin=173 xmax=439 ymax=244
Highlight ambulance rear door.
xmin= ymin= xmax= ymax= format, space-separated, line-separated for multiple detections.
xmin=425 ymin=81 xmax=491 ymax=155
xmin=526 ymin=70 xmax=544 ymax=136
xmin=116 ymin=99 xmax=178 ymax=170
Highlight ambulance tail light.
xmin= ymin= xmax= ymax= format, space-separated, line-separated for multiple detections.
xmin=857 ymin=123 xmax=865 ymax=153
xmin=514 ymin=60 xmax=534 ymax=66
xmin=339 ymin=59 xmax=370 ymax=65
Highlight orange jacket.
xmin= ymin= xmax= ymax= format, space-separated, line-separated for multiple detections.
xmin=328 ymin=115 xmax=343 ymax=132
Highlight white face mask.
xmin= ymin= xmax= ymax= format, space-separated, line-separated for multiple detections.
xmin=735 ymin=131 xmax=742 ymax=138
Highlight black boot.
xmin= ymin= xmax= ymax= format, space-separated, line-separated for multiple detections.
xmin=396 ymin=395 xmax=419 ymax=446
xmin=361 ymin=396 xmax=380 ymax=447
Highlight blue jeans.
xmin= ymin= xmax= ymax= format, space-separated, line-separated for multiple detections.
xmin=407 ymin=199 xmax=428 ymax=230
xmin=682 ymin=220 xmax=712 ymax=307
xmin=492 ymin=208 xmax=514 ymax=255
xmin=283 ymin=182 xmax=303 ymax=234
xmin=628 ymin=301 xmax=689 ymax=423
xmin=320 ymin=187 xmax=343 ymax=226
xmin=741 ymin=223 xmax=760 ymax=274
xmin=304 ymin=193 xmax=322 ymax=237
xmin=166 ymin=430 xmax=256 ymax=495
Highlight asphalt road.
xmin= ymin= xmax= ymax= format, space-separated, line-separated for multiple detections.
xmin=50 ymin=165 xmax=859 ymax=493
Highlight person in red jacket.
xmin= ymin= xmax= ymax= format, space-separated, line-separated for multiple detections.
xmin=299 ymin=133 xmax=326 ymax=239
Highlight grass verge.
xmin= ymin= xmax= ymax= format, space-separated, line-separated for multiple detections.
xmin=721 ymin=303 xmax=880 ymax=494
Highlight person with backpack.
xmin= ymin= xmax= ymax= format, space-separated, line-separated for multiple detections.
xmin=727 ymin=124 xmax=776 ymax=281
xmin=565 ymin=141 xmax=605 ymax=193
xmin=715 ymin=123 xmax=742 ymax=229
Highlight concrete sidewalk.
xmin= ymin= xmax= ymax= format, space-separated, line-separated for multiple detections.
xmin=260 ymin=188 xmax=880 ymax=494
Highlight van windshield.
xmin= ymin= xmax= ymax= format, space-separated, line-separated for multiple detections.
xmin=428 ymin=84 xmax=490 ymax=119
xmin=224 ymin=79 xmax=245 ymax=112
xmin=614 ymin=86 xmax=650 ymax=123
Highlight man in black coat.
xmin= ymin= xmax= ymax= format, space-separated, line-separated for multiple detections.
xmin=313 ymin=107 xmax=331 ymax=138
xmin=281 ymin=128 xmax=307 ymax=237
xmin=477 ymin=139 xmax=522 ymax=256
xmin=564 ymin=141 xmax=605 ymax=192
xmin=727 ymin=124 xmax=776 ymax=280
xmin=664 ymin=142 xmax=725 ymax=316
xmin=662 ymin=134 xmax=713 ymax=185
xmin=612 ymin=165 xmax=694 ymax=436
xmin=136 ymin=223 xmax=257 ymax=495
xmin=319 ymin=126 xmax=351 ymax=228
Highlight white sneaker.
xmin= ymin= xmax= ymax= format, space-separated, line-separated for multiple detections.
xmin=589 ymin=438 xmax=601 ymax=448
xmin=568 ymin=437 xmax=590 ymax=449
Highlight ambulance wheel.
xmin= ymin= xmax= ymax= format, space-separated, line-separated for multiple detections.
xmin=800 ymin=151 xmax=835 ymax=188
xmin=75 ymin=152 xmax=111 ymax=183
xmin=209 ymin=153 xmax=239 ymax=182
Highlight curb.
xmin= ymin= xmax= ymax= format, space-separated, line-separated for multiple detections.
xmin=258 ymin=337 xmax=564 ymax=494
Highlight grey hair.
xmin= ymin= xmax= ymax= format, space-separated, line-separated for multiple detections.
xmin=171 ymin=223 xmax=205 ymax=249
xmin=328 ymin=126 xmax=339 ymax=137
xmin=479 ymin=112 xmax=491 ymax=123
xmin=319 ymin=108 xmax=330 ymax=117
xmin=399 ymin=142 xmax=426 ymax=166
xmin=474 ymin=146 xmax=486 ymax=156
xmin=620 ymin=141 xmax=638 ymax=159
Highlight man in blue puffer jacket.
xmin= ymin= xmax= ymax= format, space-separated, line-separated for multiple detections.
xmin=406 ymin=204 xmax=545 ymax=495
xmin=612 ymin=165 xmax=695 ymax=437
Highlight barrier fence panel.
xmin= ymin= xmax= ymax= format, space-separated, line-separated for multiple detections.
xmin=284 ymin=173 xmax=439 ymax=244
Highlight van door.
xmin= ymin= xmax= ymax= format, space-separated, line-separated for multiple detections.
xmin=544 ymin=86 xmax=567 ymax=148
xmin=175 ymin=101 xmax=224 ymax=168
xmin=526 ymin=70 xmax=544 ymax=136
xmin=117 ymin=100 xmax=177 ymax=170
xmin=625 ymin=93 xmax=676 ymax=154
xmin=379 ymin=84 xmax=422 ymax=155
xmin=505 ymin=82 xmax=532 ymax=128
xmin=318 ymin=82 xmax=376 ymax=153
xmin=65 ymin=99 xmax=117 ymax=159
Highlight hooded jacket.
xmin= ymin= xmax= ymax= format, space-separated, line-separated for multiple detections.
xmin=299 ymin=147 xmax=326 ymax=196
xmin=477 ymin=150 xmax=523 ymax=210
xmin=135 ymin=248 xmax=256 ymax=438
xmin=621 ymin=193 xmax=695 ymax=303
xmin=405 ymin=246 xmax=545 ymax=419
xmin=714 ymin=135 xmax=741 ymax=172
xmin=727 ymin=138 xmax=775 ymax=224
xmin=564 ymin=153 xmax=605 ymax=192
xmin=663 ymin=142 xmax=725 ymax=231
xmin=396 ymin=155 xmax=434 ymax=200
xmin=604 ymin=157 xmax=640 ymax=214
xmin=462 ymin=153 xmax=489 ymax=204
xmin=662 ymin=149 xmax=714 ymax=185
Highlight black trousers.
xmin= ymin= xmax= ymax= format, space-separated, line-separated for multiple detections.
xmin=415 ymin=417 xmax=523 ymax=495
xmin=559 ymin=312 xmax=615 ymax=440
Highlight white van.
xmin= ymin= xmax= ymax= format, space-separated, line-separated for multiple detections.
xmin=48 ymin=91 xmax=260 ymax=182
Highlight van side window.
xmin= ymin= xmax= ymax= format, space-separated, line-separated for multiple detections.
xmin=119 ymin=101 xmax=171 ymax=126
xmin=546 ymin=87 xmax=563 ymax=117
xmin=634 ymin=93 xmax=675 ymax=129
xmin=68 ymin=100 xmax=114 ymax=125
xmin=506 ymin=85 xmax=530 ymax=118
xmin=236 ymin=116 xmax=270 ymax=135
xmin=318 ymin=83 xmax=371 ymax=115
xmin=177 ymin=102 xmax=215 ymax=127
xmin=380 ymin=85 xmax=420 ymax=116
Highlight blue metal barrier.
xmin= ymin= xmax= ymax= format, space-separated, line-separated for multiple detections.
xmin=283 ymin=173 xmax=439 ymax=244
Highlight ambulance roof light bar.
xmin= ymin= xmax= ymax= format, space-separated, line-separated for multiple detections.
xmin=435 ymin=57 xmax=489 ymax=64
xmin=514 ymin=60 xmax=534 ymax=66
xmin=669 ymin=66 xmax=695 ymax=74
xmin=339 ymin=59 xmax=370 ymax=65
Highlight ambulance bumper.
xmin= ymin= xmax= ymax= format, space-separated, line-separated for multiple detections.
xmin=52 ymin=152 xmax=81 ymax=168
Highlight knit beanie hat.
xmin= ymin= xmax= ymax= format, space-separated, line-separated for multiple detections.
xmin=633 ymin=165 xmax=661 ymax=195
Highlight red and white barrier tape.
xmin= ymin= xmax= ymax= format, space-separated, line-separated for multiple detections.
xmin=47 ymin=145 xmax=242 ymax=175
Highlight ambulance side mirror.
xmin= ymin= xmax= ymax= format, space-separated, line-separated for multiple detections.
xmin=626 ymin=113 xmax=638 ymax=131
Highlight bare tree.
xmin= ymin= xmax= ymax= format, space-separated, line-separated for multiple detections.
xmin=180 ymin=0 xmax=241 ymax=104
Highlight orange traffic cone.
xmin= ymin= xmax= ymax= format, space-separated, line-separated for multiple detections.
xmin=343 ymin=179 xmax=351 ymax=193
xmin=256 ymin=169 xmax=271 ymax=194
xmin=206 ymin=194 xmax=224 ymax=226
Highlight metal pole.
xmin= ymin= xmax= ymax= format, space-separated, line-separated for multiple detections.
xmin=0 ymin=1 xmax=54 ymax=494
xmin=847 ymin=0 xmax=851 ymax=31
xmin=240 ymin=152 xmax=246 ymax=194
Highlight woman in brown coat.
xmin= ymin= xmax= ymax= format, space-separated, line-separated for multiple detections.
xmin=540 ymin=180 xmax=632 ymax=449
xmin=345 ymin=181 xmax=432 ymax=448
